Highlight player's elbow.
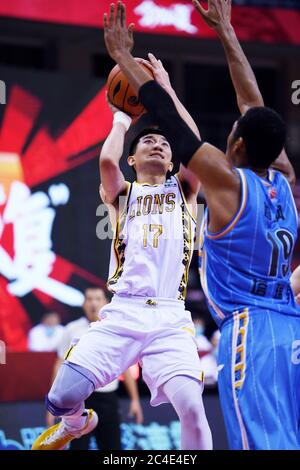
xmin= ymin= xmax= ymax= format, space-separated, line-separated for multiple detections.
xmin=100 ymin=155 xmax=119 ymax=172
xmin=237 ymin=94 xmax=264 ymax=116
xmin=99 ymin=156 xmax=121 ymax=183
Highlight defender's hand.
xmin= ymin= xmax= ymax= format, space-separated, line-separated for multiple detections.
xmin=103 ymin=1 xmax=134 ymax=60
xmin=192 ymin=0 xmax=232 ymax=31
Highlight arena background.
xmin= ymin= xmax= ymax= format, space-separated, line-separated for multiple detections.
xmin=0 ymin=0 xmax=300 ymax=451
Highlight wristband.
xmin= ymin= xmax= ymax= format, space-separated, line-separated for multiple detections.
xmin=113 ymin=111 xmax=132 ymax=131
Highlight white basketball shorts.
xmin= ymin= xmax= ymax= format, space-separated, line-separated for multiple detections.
xmin=67 ymin=295 xmax=204 ymax=406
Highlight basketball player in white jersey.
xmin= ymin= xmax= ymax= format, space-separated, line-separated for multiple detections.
xmin=32 ymin=53 xmax=212 ymax=451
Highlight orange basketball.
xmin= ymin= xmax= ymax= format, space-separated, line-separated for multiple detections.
xmin=106 ymin=58 xmax=154 ymax=117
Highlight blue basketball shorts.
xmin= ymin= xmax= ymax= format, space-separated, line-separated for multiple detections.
xmin=217 ymin=308 xmax=300 ymax=450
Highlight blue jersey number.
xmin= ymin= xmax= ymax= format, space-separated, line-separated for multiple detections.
xmin=267 ymin=229 xmax=294 ymax=277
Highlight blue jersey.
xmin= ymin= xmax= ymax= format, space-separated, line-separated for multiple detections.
xmin=199 ymin=168 xmax=299 ymax=327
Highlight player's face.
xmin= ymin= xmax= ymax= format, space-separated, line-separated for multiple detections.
xmin=129 ymin=134 xmax=173 ymax=175
xmin=83 ymin=289 xmax=107 ymax=322
xmin=43 ymin=313 xmax=60 ymax=327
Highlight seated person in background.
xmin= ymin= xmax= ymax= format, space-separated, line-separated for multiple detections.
xmin=28 ymin=312 xmax=64 ymax=352
xmin=193 ymin=317 xmax=218 ymax=385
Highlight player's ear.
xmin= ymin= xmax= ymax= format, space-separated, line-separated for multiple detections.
xmin=233 ymin=137 xmax=244 ymax=154
xmin=168 ymin=161 xmax=174 ymax=172
xmin=127 ymin=155 xmax=135 ymax=167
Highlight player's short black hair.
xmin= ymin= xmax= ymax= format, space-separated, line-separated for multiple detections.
xmin=233 ymin=107 xmax=286 ymax=169
xmin=129 ymin=127 xmax=170 ymax=156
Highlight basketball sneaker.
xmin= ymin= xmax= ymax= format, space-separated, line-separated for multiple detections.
xmin=31 ymin=409 xmax=98 ymax=450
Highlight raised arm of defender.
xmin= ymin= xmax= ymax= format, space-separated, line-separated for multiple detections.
xmin=193 ymin=0 xmax=295 ymax=186
xmin=143 ymin=53 xmax=200 ymax=196
xmin=104 ymin=2 xmax=240 ymax=232
xmin=104 ymin=5 xmax=201 ymax=200
xmin=193 ymin=0 xmax=263 ymax=114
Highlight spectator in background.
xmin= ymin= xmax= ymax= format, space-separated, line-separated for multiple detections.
xmin=210 ymin=329 xmax=221 ymax=360
xmin=28 ymin=312 xmax=64 ymax=352
xmin=47 ymin=286 xmax=143 ymax=450
xmin=193 ymin=317 xmax=218 ymax=385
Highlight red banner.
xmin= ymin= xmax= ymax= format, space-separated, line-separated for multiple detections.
xmin=0 ymin=0 xmax=300 ymax=44
xmin=0 ymin=352 xmax=56 ymax=401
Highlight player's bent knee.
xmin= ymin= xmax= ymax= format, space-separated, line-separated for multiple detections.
xmin=46 ymin=392 xmax=74 ymax=416
xmin=179 ymin=400 xmax=205 ymax=426
xmin=46 ymin=362 xmax=96 ymax=416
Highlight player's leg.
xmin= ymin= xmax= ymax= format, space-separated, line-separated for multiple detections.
xmin=32 ymin=304 xmax=142 ymax=450
xmin=296 ymin=328 xmax=300 ymax=449
xmin=284 ymin=315 xmax=300 ymax=450
xmin=31 ymin=360 xmax=100 ymax=450
xmin=163 ymin=375 xmax=212 ymax=450
xmin=46 ymin=361 xmax=98 ymax=427
xmin=218 ymin=310 xmax=300 ymax=450
xmin=217 ymin=316 xmax=248 ymax=450
xmin=70 ymin=391 xmax=121 ymax=450
xmin=141 ymin=303 xmax=212 ymax=450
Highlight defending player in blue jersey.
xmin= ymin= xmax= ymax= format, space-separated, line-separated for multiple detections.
xmin=103 ymin=1 xmax=300 ymax=450
xmin=193 ymin=0 xmax=299 ymax=450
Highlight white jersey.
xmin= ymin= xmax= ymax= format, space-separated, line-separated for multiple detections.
xmin=107 ymin=175 xmax=196 ymax=300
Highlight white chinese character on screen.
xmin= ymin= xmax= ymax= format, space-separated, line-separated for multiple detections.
xmin=0 ymin=181 xmax=83 ymax=306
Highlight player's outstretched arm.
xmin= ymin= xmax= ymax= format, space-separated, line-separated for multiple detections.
xmin=143 ymin=53 xmax=200 ymax=140
xmin=104 ymin=2 xmax=153 ymax=92
xmin=193 ymin=0 xmax=295 ymax=186
xmin=104 ymin=3 xmax=201 ymax=194
xmin=193 ymin=0 xmax=263 ymax=114
xmin=99 ymin=99 xmax=130 ymax=205
xmin=138 ymin=78 xmax=240 ymax=231
xmin=104 ymin=2 xmax=239 ymax=231
xmin=141 ymin=53 xmax=201 ymax=195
